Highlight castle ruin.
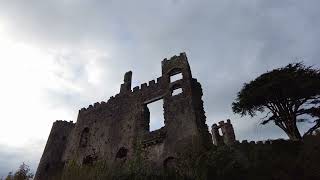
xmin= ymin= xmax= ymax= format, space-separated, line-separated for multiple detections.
xmin=211 ymin=119 xmax=236 ymax=146
xmin=35 ymin=53 xmax=236 ymax=179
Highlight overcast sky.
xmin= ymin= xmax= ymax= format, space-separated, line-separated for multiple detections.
xmin=0 ymin=0 xmax=319 ymax=176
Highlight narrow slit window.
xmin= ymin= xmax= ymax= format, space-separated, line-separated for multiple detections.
xmin=170 ymin=73 xmax=183 ymax=82
xmin=172 ymin=88 xmax=183 ymax=96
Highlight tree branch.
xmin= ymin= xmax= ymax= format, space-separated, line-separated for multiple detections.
xmin=303 ymin=119 xmax=320 ymax=137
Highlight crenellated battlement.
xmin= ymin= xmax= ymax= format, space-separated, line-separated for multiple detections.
xmin=35 ymin=119 xmax=75 ymax=180
xmin=236 ymin=133 xmax=320 ymax=146
xmin=161 ymin=52 xmax=187 ymax=65
xmin=79 ymin=98 xmax=115 ymax=114
xmin=234 ymin=138 xmax=300 ymax=146
xmin=79 ymin=76 xmax=165 ymax=114
xmin=132 ymin=77 xmax=164 ymax=94
xmin=237 ymin=139 xmax=275 ymax=145
xmin=218 ymin=119 xmax=232 ymax=126
xmin=210 ymin=120 xmax=302 ymax=147
xmin=36 ymin=52 xmax=213 ymax=180
xmin=54 ymin=120 xmax=75 ymax=126
xmin=35 ymin=52 xmax=320 ymax=180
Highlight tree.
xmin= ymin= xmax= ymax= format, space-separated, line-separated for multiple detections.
xmin=4 ymin=163 xmax=33 ymax=180
xmin=4 ymin=172 xmax=13 ymax=180
xmin=232 ymin=63 xmax=320 ymax=140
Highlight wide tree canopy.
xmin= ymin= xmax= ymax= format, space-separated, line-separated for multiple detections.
xmin=232 ymin=63 xmax=320 ymax=140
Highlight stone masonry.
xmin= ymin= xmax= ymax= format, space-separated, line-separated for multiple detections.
xmin=34 ymin=53 xmax=217 ymax=179
xmin=211 ymin=119 xmax=236 ymax=146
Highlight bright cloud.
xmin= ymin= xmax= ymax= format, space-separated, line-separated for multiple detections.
xmin=0 ymin=0 xmax=319 ymax=176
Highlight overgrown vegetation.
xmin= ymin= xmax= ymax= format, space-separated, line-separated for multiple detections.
xmin=58 ymin=161 xmax=111 ymax=180
xmin=40 ymin=135 xmax=320 ymax=180
xmin=1 ymin=163 xmax=33 ymax=180
xmin=54 ymin=142 xmax=188 ymax=180
xmin=5 ymin=63 xmax=320 ymax=180
xmin=55 ymin=157 xmax=185 ymax=180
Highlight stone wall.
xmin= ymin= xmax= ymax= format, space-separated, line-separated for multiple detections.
xmin=211 ymin=119 xmax=236 ymax=146
xmin=34 ymin=120 xmax=74 ymax=180
xmin=35 ymin=52 xmax=212 ymax=179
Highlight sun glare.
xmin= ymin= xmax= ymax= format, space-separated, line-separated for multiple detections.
xmin=0 ymin=29 xmax=57 ymax=147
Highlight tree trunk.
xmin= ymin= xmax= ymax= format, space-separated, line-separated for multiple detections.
xmin=283 ymin=120 xmax=302 ymax=141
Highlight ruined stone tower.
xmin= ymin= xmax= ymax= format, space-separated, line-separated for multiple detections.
xmin=211 ymin=119 xmax=236 ymax=146
xmin=35 ymin=53 xmax=212 ymax=179
xmin=34 ymin=121 xmax=74 ymax=179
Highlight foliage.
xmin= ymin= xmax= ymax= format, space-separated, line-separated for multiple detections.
xmin=232 ymin=62 xmax=320 ymax=140
xmin=195 ymin=146 xmax=247 ymax=180
xmin=54 ymin=141 xmax=189 ymax=180
xmin=57 ymin=160 xmax=112 ymax=180
xmin=29 ymin=136 xmax=320 ymax=180
xmin=195 ymin=136 xmax=320 ymax=180
xmin=2 ymin=163 xmax=33 ymax=180
xmin=127 ymin=141 xmax=147 ymax=178
xmin=57 ymin=159 xmax=182 ymax=180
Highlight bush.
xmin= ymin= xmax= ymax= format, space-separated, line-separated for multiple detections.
xmin=2 ymin=163 xmax=33 ymax=180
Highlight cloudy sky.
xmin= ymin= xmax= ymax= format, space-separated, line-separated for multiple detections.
xmin=0 ymin=0 xmax=319 ymax=176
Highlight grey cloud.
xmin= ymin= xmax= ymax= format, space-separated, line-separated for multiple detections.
xmin=0 ymin=0 xmax=320 ymax=174
xmin=0 ymin=141 xmax=44 ymax=177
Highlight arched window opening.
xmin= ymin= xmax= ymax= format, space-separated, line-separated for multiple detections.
xmin=79 ymin=127 xmax=90 ymax=148
xmin=82 ymin=155 xmax=97 ymax=165
xmin=163 ymin=157 xmax=177 ymax=170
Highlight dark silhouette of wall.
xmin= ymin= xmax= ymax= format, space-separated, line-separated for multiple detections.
xmin=211 ymin=119 xmax=236 ymax=146
xmin=35 ymin=53 xmax=212 ymax=179
xmin=34 ymin=120 xmax=74 ymax=180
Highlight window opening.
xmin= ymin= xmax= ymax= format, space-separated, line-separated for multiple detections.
xmin=172 ymin=88 xmax=183 ymax=96
xmin=116 ymin=147 xmax=128 ymax=159
xmin=163 ymin=157 xmax=177 ymax=170
xmin=170 ymin=73 xmax=183 ymax=82
xmin=147 ymin=99 xmax=165 ymax=131
xmin=82 ymin=155 xmax=97 ymax=165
